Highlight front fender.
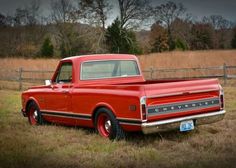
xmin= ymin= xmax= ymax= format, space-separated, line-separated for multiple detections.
xmin=25 ymin=96 xmax=41 ymax=112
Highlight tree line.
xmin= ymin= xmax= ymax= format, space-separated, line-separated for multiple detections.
xmin=0 ymin=0 xmax=235 ymax=58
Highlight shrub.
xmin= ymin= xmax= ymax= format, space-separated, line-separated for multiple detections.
xmin=40 ymin=37 xmax=54 ymax=57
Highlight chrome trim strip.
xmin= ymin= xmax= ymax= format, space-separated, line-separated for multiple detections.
xmin=119 ymin=122 xmax=142 ymax=126
xmin=42 ymin=113 xmax=91 ymax=120
xmin=148 ymin=105 xmax=220 ymax=116
xmin=116 ymin=117 xmax=142 ymax=122
xmin=189 ymin=89 xmax=219 ymax=94
xmin=41 ymin=110 xmax=92 ymax=117
xmin=147 ymin=92 xmax=184 ymax=99
xmin=147 ymin=89 xmax=219 ymax=99
xmin=147 ymin=98 xmax=220 ymax=116
xmin=119 ymin=110 xmax=225 ymax=127
xmin=142 ymin=110 xmax=225 ymax=127
xmin=147 ymin=97 xmax=219 ymax=108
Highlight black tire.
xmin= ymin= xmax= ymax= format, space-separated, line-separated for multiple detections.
xmin=27 ymin=101 xmax=44 ymax=125
xmin=95 ymin=108 xmax=126 ymax=140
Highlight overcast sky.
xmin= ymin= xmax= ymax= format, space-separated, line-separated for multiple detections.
xmin=0 ymin=0 xmax=235 ymax=23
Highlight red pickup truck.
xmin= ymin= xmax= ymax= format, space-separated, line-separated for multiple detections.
xmin=21 ymin=54 xmax=225 ymax=139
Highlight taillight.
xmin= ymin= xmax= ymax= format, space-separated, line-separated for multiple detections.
xmin=140 ymin=97 xmax=147 ymax=120
xmin=219 ymin=88 xmax=224 ymax=109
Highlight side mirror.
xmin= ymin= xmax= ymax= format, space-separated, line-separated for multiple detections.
xmin=45 ymin=80 xmax=51 ymax=86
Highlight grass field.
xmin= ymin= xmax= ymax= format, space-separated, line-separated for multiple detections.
xmin=139 ymin=50 xmax=236 ymax=69
xmin=0 ymin=87 xmax=236 ymax=168
xmin=0 ymin=50 xmax=236 ymax=71
xmin=0 ymin=50 xmax=236 ymax=90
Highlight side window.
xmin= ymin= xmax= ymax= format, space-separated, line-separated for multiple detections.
xmin=55 ymin=62 xmax=73 ymax=83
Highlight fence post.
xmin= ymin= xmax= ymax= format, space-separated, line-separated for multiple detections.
xmin=223 ymin=63 xmax=227 ymax=85
xmin=19 ymin=67 xmax=23 ymax=91
xmin=150 ymin=67 xmax=154 ymax=80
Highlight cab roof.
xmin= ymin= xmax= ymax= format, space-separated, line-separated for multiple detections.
xmin=61 ymin=54 xmax=138 ymax=62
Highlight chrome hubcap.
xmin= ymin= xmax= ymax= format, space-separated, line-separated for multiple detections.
xmin=33 ymin=110 xmax=38 ymax=120
xmin=104 ymin=120 xmax=111 ymax=133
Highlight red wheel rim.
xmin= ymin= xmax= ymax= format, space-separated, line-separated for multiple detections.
xmin=29 ymin=106 xmax=38 ymax=125
xmin=97 ymin=113 xmax=112 ymax=137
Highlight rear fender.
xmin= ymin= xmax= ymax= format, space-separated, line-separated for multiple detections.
xmin=92 ymin=102 xmax=116 ymax=123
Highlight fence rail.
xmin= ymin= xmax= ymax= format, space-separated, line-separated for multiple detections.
xmin=0 ymin=63 xmax=236 ymax=90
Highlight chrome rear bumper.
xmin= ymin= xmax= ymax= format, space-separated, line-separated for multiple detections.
xmin=142 ymin=110 xmax=225 ymax=134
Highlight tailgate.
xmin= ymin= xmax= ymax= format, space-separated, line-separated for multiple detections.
xmin=144 ymin=79 xmax=221 ymax=121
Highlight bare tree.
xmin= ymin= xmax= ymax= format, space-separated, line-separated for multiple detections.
xmin=78 ymin=0 xmax=112 ymax=53
xmin=203 ymin=15 xmax=233 ymax=48
xmin=152 ymin=1 xmax=186 ymax=49
xmin=13 ymin=0 xmax=40 ymax=26
xmin=203 ymin=15 xmax=233 ymax=30
xmin=51 ymin=0 xmax=77 ymax=24
xmin=14 ymin=8 xmax=29 ymax=26
xmin=50 ymin=0 xmax=79 ymax=56
xmin=50 ymin=0 xmax=96 ymax=56
xmin=171 ymin=18 xmax=192 ymax=49
xmin=117 ymin=0 xmax=151 ymax=28
xmin=0 ymin=13 xmax=6 ymax=26
xmin=25 ymin=0 xmax=40 ymax=26
xmin=79 ymin=0 xmax=111 ymax=30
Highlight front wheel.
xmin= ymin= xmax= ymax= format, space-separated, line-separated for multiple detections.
xmin=95 ymin=108 xmax=126 ymax=140
xmin=27 ymin=102 xmax=44 ymax=125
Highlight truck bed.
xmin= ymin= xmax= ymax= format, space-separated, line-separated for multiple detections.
xmin=79 ymin=78 xmax=221 ymax=122
xmin=120 ymin=78 xmax=221 ymax=121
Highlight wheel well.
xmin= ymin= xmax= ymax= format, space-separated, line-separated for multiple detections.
xmin=25 ymin=100 xmax=35 ymax=115
xmin=92 ymin=106 xmax=115 ymax=126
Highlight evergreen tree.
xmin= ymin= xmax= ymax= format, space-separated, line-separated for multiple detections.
xmin=105 ymin=18 xmax=142 ymax=54
xmin=40 ymin=37 xmax=54 ymax=57
xmin=175 ymin=38 xmax=188 ymax=51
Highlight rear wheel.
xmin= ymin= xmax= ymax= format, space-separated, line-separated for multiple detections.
xmin=27 ymin=102 xmax=44 ymax=125
xmin=95 ymin=108 xmax=126 ymax=140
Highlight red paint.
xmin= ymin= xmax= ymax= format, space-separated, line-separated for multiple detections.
xmin=21 ymin=54 xmax=223 ymax=134
xmin=28 ymin=106 xmax=37 ymax=125
xmin=97 ymin=113 xmax=110 ymax=137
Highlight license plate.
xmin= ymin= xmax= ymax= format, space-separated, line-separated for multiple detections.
xmin=180 ymin=120 xmax=194 ymax=132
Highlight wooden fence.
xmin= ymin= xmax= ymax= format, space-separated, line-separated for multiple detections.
xmin=143 ymin=63 xmax=236 ymax=84
xmin=0 ymin=63 xmax=236 ymax=90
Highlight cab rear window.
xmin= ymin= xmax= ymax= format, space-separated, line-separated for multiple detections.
xmin=81 ymin=60 xmax=140 ymax=80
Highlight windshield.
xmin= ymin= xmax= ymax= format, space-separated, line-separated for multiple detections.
xmin=81 ymin=60 xmax=140 ymax=80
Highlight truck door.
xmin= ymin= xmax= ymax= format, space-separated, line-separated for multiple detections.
xmin=44 ymin=61 xmax=73 ymax=112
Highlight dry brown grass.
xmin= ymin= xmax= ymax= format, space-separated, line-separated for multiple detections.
xmin=0 ymin=87 xmax=235 ymax=168
xmin=0 ymin=50 xmax=236 ymax=89
xmin=0 ymin=50 xmax=236 ymax=71
xmin=138 ymin=50 xmax=236 ymax=69
xmin=0 ymin=57 xmax=59 ymax=71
